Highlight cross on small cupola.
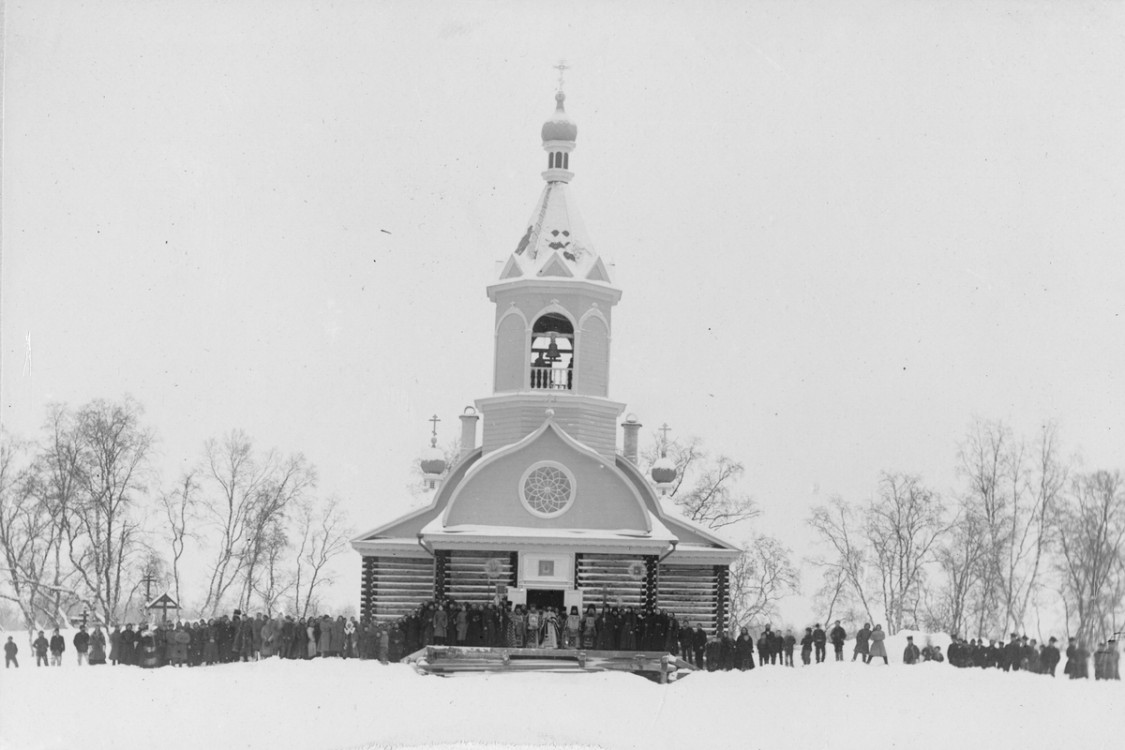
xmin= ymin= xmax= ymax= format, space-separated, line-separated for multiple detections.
xmin=420 ymin=414 xmax=448 ymax=490
xmin=555 ymin=60 xmax=570 ymax=89
xmin=651 ymin=422 xmax=678 ymax=493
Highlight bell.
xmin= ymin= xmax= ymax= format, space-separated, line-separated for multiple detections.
xmin=545 ymin=334 xmax=561 ymax=363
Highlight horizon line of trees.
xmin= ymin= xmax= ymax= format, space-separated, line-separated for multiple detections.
xmin=0 ymin=397 xmax=354 ymax=630
xmin=807 ymin=419 xmax=1125 ymax=646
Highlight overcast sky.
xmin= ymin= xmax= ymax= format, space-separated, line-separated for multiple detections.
xmin=3 ymin=1 xmax=1123 ymax=624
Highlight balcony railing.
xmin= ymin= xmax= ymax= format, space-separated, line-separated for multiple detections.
xmin=530 ymin=366 xmax=572 ymax=390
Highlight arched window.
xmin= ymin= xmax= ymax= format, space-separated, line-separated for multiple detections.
xmin=549 ymin=153 xmax=556 ymax=169
xmin=563 ymin=152 xmax=569 ymax=169
xmin=530 ymin=313 xmax=574 ymax=390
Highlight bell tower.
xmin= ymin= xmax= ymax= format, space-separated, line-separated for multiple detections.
xmin=478 ymin=88 xmax=625 ymax=460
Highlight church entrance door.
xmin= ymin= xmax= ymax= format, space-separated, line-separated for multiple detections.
xmin=526 ymin=588 xmax=564 ymax=612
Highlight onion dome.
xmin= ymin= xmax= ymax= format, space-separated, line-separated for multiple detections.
xmin=541 ymin=91 xmax=577 ymax=143
xmin=651 ymin=456 xmax=677 ymax=486
xmin=420 ymin=443 xmax=446 ymax=478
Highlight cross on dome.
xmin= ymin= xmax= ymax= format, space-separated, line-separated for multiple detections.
xmin=554 ymin=60 xmax=570 ymax=91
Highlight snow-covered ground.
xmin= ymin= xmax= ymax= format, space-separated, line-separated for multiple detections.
xmin=0 ymin=630 xmax=1121 ymax=750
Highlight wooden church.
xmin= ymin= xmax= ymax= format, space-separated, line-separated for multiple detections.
xmin=351 ymin=89 xmax=740 ymax=635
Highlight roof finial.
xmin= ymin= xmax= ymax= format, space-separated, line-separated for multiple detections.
xmin=428 ymin=414 xmax=441 ymax=448
xmin=554 ymin=60 xmax=570 ymax=93
xmin=658 ymin=422 xmax=672 ymax=457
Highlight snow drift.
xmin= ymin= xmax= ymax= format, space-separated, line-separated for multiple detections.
xmin=0 ymin=630 xmax=1120 ymax=750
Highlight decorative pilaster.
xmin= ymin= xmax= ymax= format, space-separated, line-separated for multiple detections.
xmin=644 ymin=555 xmax=659 ymax=615
xmin=510 ymin=551 xmax=519 ymax=586
xmin=361 ymin=557 xmax=375 ymax=621
xmin=714 ymin=565 xmax=730 ymax=635
xmin=434 ymin=550 xmax=450 ymax=601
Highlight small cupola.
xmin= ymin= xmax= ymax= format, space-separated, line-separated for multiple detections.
xmin=541 ymin=91 xmax=576 ymax=183
xmin=420 ymin=414 xmax=447 ymax=490
xmin=650 ymin=422 xmax=678 ymax=494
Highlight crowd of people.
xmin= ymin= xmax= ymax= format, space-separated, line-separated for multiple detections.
xmin=942 ymin=633 xmax=1121 ymax=679
xmin=7 ymin=610 xmax=375 ymax=669
xmin=2 ymin=600 xmax=1120 ymax=681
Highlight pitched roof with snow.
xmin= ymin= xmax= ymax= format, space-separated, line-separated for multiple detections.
xmin=497 ymin=92 xmax=614 ymax=285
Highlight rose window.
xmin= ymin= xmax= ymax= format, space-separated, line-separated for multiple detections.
xmin=519 ymin=462 xmax=576 ymax=518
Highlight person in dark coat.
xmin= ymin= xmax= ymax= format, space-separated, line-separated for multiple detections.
xmin=1072 ymin=641 xmax=1090 ymax=679
xmin=242 ymin=615 xmax=260 ymax=661
xmin=903 ymin=636 xmax=920 ymax=665
xmin=829 ymin=621 xmax=846 ymax=661
xmin=252 ymin=613 xmax=265 ymax=660
xmin=691 ymin=623 xmax=707 ymax=667
xmin=783 ymin=630 xmax=796 ymax=666
xmin=664 ymin=613 xmax=680 ymax=655
xmin=812 ymin=624 xmax=827 ymax=664
xmin=853 ymin=623 xmax=871 ymax=663
xmin=800 ymin=628 xmax=813 ymax=665
xmin=704 ymin=635 xmax=722 ymax=672
xmin=33 ymin=631 xmax=49 ymax=666
xmin=294 ymin=618 xmax=309 ymax=660
xmin=987 ymin=639 xmax=1002 ymax=669
xmin=73 ymin=626 xmax=90 ymax=666
xmin=1021 ymin=637 xmax=1038 ymax=673
xmin=120 ymin=623 xmax=136 ymax=666
xmin=719 ymin=632 xmax=735 ymax=670
xmin=467 ymin=605 xmax=484 ymax=647
xmin=377 ymin=624 xmax=390 ymax=663
xmin=735 ymin=627 xmax=756 ymax=670
xmin=201 ymin=620 xmax=217 ymax=664
xmin=171 ymin=623 xmax=190 ymax=666
xmin=1003 ymin=633 xmax=1022 ymax=672
xmin=4 ymin=636 xmax=18 ymax=668
xmin=948 ymin=637 xmax=961 ymax=667
xmin=756 ymin=628 xmax=773 ymax=666
xmin=1040 ymin=637 xmax=1060 ymax=676
xmin=1094 ymin=642 xmax=1109 ymax=679
xmin=49 ymin=628 xmax=65 ymax=666
xmin=678 ymin=619 xmax=693 ymax=664
xmin=1063 ymin=637 xmax=1077 ymax=677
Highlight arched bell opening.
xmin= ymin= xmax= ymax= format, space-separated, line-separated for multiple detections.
xmin=530 ymin=313 xmax=574 ymax=390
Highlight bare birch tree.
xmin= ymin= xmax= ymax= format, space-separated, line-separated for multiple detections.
xmin=199 ymin=431 xmax=316 ymax=616
xmin=0 ymin=430 xmax=71 ymax=628
xmin=250 ymin=516 xmax=291 ymax=615
xmin=807 ymin=496 xmax=876 ymax=626
xmin=727 ymin=534 xmax=799 ymax=631
xmin=957 ymin=419 xmax=1064 ymax=635
xmin=291 ymin=495 xmax=351 ymax=618
xmin=929 ymin=500 xmax=989 ymax=636
xmin=866 ymin=472 xmax=949 ymax=634
xmin=38 ymin=399 xmax=153 ymax=625
xmin=160 ymin=471 xmax=198 ymax=609
xmin=1054 ymin=470 xmax=1125 ymax=644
